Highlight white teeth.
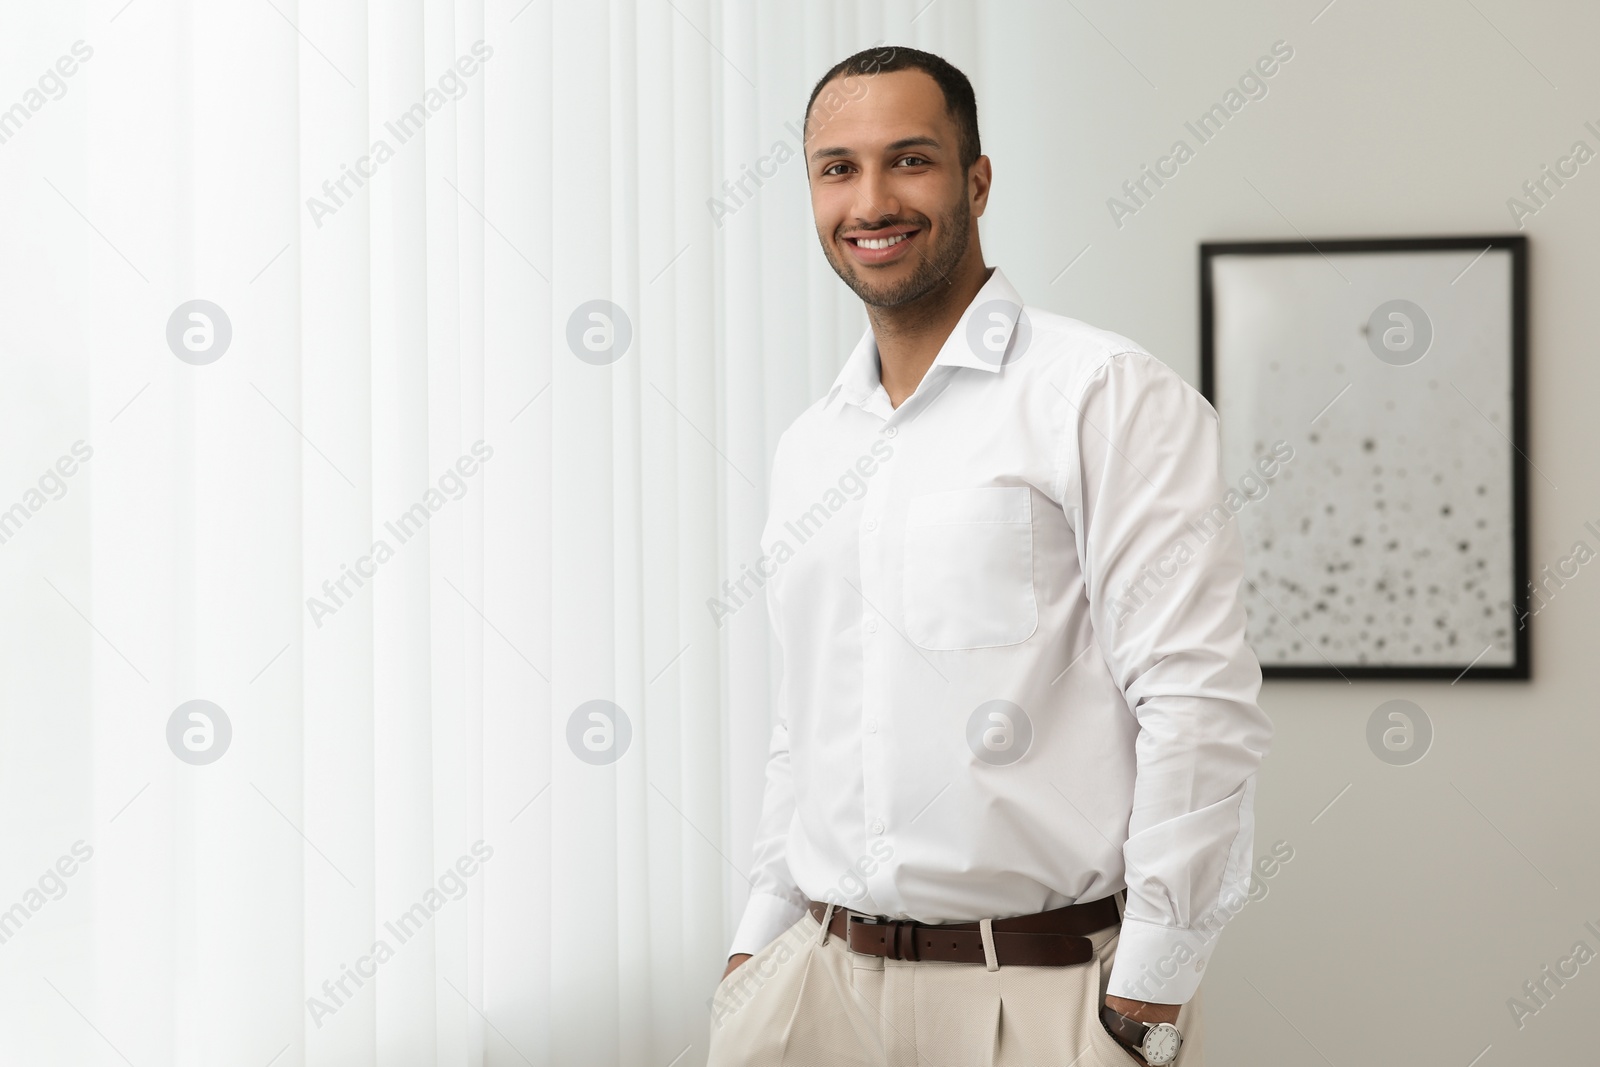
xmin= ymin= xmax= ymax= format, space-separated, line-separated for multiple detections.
xmin=857 ymin=233 xmax=908 ymax=250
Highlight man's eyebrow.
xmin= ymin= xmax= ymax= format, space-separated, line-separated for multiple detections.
xmin=808 ymin=135 xmax=944 ymax=163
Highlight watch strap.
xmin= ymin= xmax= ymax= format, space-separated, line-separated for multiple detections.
xmin=1100 ymin=1004 xmax=1150 ymax=1047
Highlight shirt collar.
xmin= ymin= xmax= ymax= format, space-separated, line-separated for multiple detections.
xmin=825 ymin=266 xmax=1025 ymax=412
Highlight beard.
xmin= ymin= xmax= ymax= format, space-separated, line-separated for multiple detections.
xmin=819 ymin=190 xmax=972 ymax=310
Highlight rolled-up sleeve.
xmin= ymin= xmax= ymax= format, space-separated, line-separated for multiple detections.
xmin=1061 ymin=350 xmax=1274 ymax=1004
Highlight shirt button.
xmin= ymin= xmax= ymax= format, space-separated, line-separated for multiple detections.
xmin=864 ymin=519 xmax=877 ymax=531
xmin=866 ymin=718 xmax=878 ymax=733
xmin=883 ymin=427 xmax=897 ymax=438
xmin=865 ymin=619 xmax=878 ymax=633
xmin=871 ymin=819 xmax=885 ymax=834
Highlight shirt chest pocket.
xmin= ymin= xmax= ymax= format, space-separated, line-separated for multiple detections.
xmin=902 ymin=485 xmax=1039 ymax=650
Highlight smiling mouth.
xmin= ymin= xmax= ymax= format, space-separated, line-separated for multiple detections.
xmin=843 ymin=228 xmax=921 ymax=262
xmin=851 ymin=232 xmax=912 ymax=250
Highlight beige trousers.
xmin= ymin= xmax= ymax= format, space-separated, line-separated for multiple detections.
xmin=707 ymin=908 xmax=1204 ymax=1067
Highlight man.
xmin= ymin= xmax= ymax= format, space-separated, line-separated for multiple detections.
xmin=708 ymin=45 xmax=1272 ymax=1067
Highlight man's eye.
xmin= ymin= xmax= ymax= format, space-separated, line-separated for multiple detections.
xmin=896 ymin=156 xmax=929 ymax=167
xmin=822 ymin=162 xmax=851 ymax=177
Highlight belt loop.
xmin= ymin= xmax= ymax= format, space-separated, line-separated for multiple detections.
xmin=1114 ymin=889 xmax=1125 ymax=920
xmin=816 ymin=903 xmax=837 ymax=946
xmin=979 ymin=918 xmax=999 ymax=971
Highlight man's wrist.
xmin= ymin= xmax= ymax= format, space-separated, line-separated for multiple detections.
xmin=1104 ymin=992 xmax=1180 ymax=1025
xmin=1102 ymin=995 xmax=1183 ymax=1066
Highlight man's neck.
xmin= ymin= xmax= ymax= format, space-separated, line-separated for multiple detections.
xmin=868 ymin=257 xmax=993 ymax=409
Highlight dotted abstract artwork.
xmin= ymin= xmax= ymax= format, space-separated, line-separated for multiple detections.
xmin=1205 ymin=243 xmax=1523 ymax=676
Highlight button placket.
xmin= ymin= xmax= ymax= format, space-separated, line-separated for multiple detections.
xmin=858 ymin=427 xmax=897 ymax=909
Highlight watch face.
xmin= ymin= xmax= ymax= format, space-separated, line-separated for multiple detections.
xmin=1143 ymin=1023 xmax=1181 ymax=1065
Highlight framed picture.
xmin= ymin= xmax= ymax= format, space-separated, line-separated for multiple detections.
xmin=1199 ymin=236 xmax=1529 ymax=680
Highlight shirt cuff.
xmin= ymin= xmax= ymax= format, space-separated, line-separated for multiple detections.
xmin=1105 ymin=916 xmax=1218 ymax=1005
xmin=728 ymin=890 xmax=809 ymax=959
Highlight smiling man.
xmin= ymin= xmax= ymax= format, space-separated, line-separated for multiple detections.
xmin=707 ymin=46 xmax=1272 ymax=1067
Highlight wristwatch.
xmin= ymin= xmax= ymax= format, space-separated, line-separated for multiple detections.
xmin=1101 ymin=1004 xmax=1183 ymax=1065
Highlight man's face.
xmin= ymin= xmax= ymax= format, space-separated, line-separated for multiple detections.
xmin=806 ymin=69 xmax=985 ymax=309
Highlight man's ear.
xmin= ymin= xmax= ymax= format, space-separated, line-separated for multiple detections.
xmin=969 ymin=155 xmax=993 ymax=217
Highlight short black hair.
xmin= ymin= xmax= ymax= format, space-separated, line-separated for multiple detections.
xmin=803 ymin=45 xmax=981 ymax=172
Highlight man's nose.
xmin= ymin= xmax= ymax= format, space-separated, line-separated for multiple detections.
xmin=849 ymin=166 xmax=901 ymax=224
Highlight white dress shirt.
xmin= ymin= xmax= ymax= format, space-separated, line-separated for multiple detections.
xmin=729 ymin=266 xmax=1273 ymax=1004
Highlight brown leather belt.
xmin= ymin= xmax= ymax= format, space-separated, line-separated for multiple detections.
xmin=806 ymin=893 xmax=1121 ymax=967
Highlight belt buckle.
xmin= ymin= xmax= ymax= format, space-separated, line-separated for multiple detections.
xmin=856 ymin=915 xmax=920 ymax=961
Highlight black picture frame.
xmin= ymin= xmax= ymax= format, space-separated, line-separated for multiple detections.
xmin=1199 ymin=235 xmax=1529 ymax=680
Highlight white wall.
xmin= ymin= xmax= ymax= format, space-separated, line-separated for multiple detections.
xmin=954 ymin=1 xmax=1599 ymax=1061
